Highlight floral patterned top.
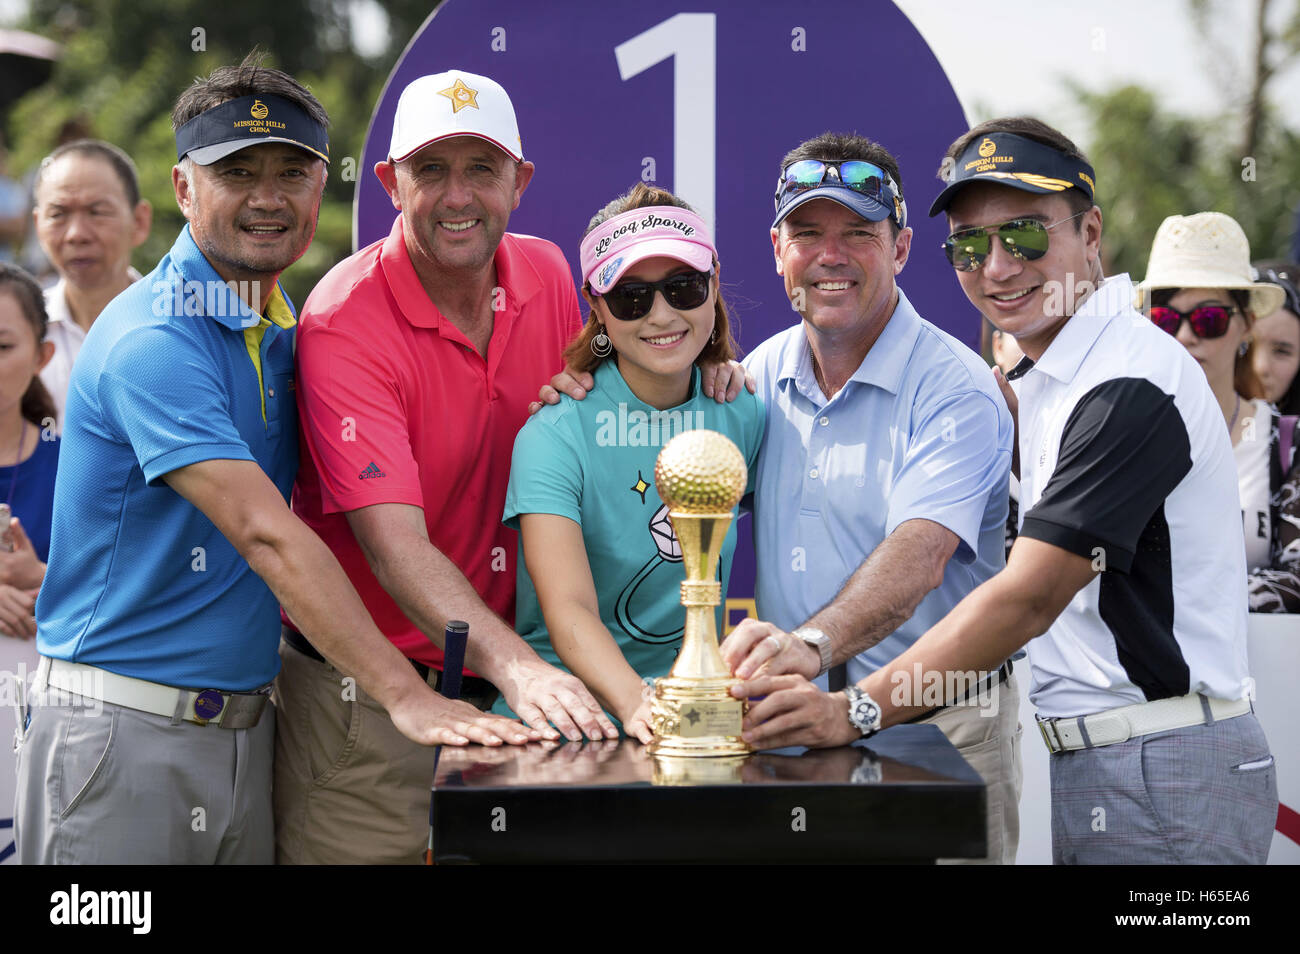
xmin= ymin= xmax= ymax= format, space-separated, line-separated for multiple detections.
xmin=1247 ymin=409 xmax=1300 ymax=613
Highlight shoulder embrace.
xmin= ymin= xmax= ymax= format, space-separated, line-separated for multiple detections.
xmin=519 ymin=396 xmax=583 ymax=443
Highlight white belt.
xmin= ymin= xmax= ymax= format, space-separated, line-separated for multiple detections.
xmin=1036 ymin=692 xmax=1252 ymax=754
xmin=36 ymin=657 xmax=270 ymax=729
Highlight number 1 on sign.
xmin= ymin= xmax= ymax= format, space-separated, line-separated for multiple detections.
xmin=615 ymin=13 xmax=717 ymax=239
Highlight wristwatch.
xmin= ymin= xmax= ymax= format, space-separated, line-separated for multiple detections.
xmin=843 ymin=685 xmax=882 ymax=738
xmin=791 ymin=626 xmax=833 ymax=677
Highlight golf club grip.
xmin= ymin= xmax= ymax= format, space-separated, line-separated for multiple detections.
xmin=441 ymin=620 xmax=468 ymax=701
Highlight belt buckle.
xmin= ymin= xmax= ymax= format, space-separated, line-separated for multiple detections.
xmin=1036 ymin=714 xmax=1064 ymax=753
xmin=192 ymin=689 xmax=226 ymax=725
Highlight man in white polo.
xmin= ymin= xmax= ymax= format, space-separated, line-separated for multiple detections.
xmin=736 ymin=118 xmax=1277 ymax=864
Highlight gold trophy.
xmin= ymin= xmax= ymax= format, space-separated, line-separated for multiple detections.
xmin=648 ymin=429 xmax=752 ymax=760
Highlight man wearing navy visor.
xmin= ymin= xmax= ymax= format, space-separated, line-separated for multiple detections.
xmin=734 ymin=118 xmax=1276 ymax=865
xmin=14 ymin=51 xmax=530 ymax=865
xmin=720 ymin=132 xmax=1020 ymax=863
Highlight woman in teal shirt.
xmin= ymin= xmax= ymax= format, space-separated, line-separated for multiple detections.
xmin=501 ymin=184 xmax=763 ymax=741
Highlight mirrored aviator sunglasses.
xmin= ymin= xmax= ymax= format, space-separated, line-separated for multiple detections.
xmin=942 ymin=219 xmax=1055 ymax=272
xmin=1148 ymin=304 xmax=1235 ymax=339
xmin=777 ymin=159 xmax=892 ymax=203
xmin=599 ymin=269 xmax=713 ymax=321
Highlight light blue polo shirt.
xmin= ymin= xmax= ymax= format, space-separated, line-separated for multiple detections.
xmin=500 ymin=360 xmax=764 ymax=699
xmin=745 ymin=287 xmax=1012 ymax=687
xmin=36 ymin=225 xmax=299 ymax=690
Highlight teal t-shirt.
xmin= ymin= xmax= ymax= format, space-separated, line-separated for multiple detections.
xmin=496 ymin=360 xmax=764 ymax=718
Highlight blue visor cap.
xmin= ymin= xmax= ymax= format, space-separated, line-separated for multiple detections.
xmin=773 ymin=159 xmax=906 ymax=230
xmin=176 ymin=94 xmax=330 ymax=165
xmin=773 ymin=184 xmax=903 ymax=231
xmin=928 ymin=132 xmax=1094 ymax=217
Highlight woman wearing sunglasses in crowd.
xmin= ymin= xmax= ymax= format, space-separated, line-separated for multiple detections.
xmin=1138 ymin=213 xmax=1299 ymax=613
xmin=495 ymin=184 xmax=763 ymax=741
xmin=0 ymin=264 xmax=59 ymax=638
xmin=1252 ymin=261 xmax=1300 ymax=418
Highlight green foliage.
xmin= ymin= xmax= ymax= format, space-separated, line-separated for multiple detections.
xmin=1074 ymin=82 xmax=1300 ymax=278
xmin=2 ymin=0 xmax=443 ymax=304
xmin=1085 ymin=0 xmax=1300 ymax=278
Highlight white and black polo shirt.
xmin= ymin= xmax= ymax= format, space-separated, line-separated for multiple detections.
xmin=1009 ymin=274 xmax=1252 ymax=718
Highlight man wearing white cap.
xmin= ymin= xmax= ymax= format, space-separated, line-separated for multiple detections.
xmin=14 ymin=53 xmax=525 ymax=866
xmin=275 ymin=69 xmax=617 ymax=864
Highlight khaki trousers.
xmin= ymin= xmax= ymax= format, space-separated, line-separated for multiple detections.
xmin=924 ymin=671 xmax=1023 ymax=864
xmin=272 ymin=637 xmax=495 ymax=865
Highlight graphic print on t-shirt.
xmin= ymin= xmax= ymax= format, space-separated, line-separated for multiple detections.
xmin=615 ymin=502 xmax=685 ymax=644
xmin=612 ymin=486 xmax=725 ymax=645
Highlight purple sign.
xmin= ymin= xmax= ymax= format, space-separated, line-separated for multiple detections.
xmin=356 ymin=0 xmax=973 ymax=615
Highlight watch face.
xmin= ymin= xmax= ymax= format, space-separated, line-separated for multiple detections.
xmin=851 ymin=697 xmax=880 ymax=732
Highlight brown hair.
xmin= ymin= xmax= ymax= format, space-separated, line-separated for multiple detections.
xmin=940 ymin=117 xmax=1095 ymax=221
xmin=1254 ymin=260 xmax=1300 ymax=415
xmin=564 ymin=182 xmax=739 ymax=376
xmin=0 ymin=264 xmax=57 ymax=429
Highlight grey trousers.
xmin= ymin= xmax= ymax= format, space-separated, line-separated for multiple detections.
xmin=14 ymin=686 xmax=274 ymax=864
xmin=1049 ymin=710 xmax=1276 ymax=864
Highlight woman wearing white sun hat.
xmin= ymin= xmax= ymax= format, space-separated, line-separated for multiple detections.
xmin=1137 ymin=211 xmax=1299 ymax=613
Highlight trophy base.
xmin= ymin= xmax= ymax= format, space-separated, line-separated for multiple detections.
xmin=648 ymin=676 xmax=753 ymax=759
xmin=651 ymin=754 xmax=748 ymax=785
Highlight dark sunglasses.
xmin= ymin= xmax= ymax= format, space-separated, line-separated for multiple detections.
xmin=942 ymin=211 xmax=1087 ymax=271
xmin=594 ymin=269 xmax=713 ymax=321
xmin=776 ymin=160 xmax=900 ymax=208
xmin=1149 ymin=304 xmax=1236 ymax=339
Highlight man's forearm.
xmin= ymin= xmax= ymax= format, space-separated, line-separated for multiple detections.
xmin=803 ymin=519 xmax=957 ymax=665
xmin=858 ymin=538 xmax=1095 ymax=726
xmin=361 ymin=530 xmax=541 ymax=685
xmin=858 ymin=572 xmax=1051 ymax=726
xmin=244 ymin=520 xmax=431 ymax=711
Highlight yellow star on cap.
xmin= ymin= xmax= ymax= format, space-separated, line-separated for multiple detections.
xmin=438 ymin=78 xmax=480 ymax=113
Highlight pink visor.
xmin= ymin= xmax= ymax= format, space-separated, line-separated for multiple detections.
xmin=580 ymin=207 xmax=716 ymax=293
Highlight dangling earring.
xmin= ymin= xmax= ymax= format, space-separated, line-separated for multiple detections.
xmin=1239 ymin=340 xmax=1250 ymax=357
xmin=591 ymin=324 xmax=612 ymax=357
xmin=710 ymin=329 xmax=717 ymax=344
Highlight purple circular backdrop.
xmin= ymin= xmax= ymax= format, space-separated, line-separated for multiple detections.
xmin=355 ymin=0 xmax=976 ymax=610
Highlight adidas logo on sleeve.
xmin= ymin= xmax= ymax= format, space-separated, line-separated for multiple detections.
xmin=358 ymin=462 xmax=386 ymax=480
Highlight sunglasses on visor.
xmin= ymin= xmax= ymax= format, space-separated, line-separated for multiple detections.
xmin=776 ymin=160 xmax=900 ymax=209
xmin=593 ymin=269 xmax=713 ymax=321
xmin=942 ymin=210 xmax=1087 ymax=271
xmin=1148 ymin=304 xmax=1237 ymax=339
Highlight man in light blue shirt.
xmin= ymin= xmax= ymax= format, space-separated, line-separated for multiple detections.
xmin=721 ymin=132 xmax=1019 ymax=863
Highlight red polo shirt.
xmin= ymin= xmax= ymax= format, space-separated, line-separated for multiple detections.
xmin=288 ymin=214 xmax=582 ymax=670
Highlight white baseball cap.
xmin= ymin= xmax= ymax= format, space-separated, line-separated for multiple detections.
xmin=388 ymin=70 xmax=523 ymax=163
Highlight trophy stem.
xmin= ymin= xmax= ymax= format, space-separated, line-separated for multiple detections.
xmin=648 ymin=510 xmax=751 ymax=758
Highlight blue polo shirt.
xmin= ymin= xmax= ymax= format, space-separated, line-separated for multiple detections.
xmin=36 ymin=226 xmax=299 ymax=690
xmin=745 ymin=287 xmax=1013 ymax=687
